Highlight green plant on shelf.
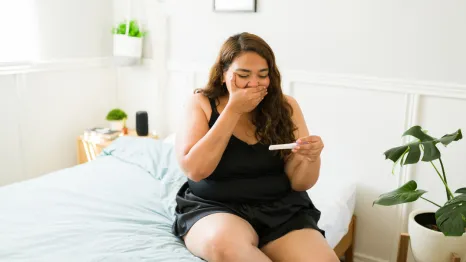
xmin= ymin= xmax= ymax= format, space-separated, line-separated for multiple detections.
xmin=112 ymin=20 xmax=146 ymax=38
xmin=106 ymin=108 xmax=127 ymax=121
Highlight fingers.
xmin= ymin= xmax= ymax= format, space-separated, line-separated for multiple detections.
xmin=249 ymin=85 xmax=267 ymax=93
xmin=292 ymin=136 xmax=324 ymax=161
xmin=247 ymin=86 xmax=267 ymax=99
xmin=292 ymin=148 xmax=321 ymax=155
xmin=230 ymin=73 xmax=238 ymax=90
xmin=292 ymin=142 xmax=323 ymax=152
xmin=297 ymin=136 xmax=321 ymax=144
xmin=294 ymin=142 xmax=322 ymax=150
xmin=252 ymin=93 xmax=266 ymax=105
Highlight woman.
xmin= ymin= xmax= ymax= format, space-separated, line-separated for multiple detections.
xmin=172 ymin=32 xmax=339 ymax=262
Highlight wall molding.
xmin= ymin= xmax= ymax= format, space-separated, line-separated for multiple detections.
xmin=0 ymin=57 xmax=117 ymax=75
xmin=167 ymin=60 xmax=466 ymax=99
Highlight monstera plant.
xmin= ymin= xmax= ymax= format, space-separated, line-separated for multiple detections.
xmin=374 ymin=125 xmax=464 ymax=235
xmin=373 ymin=125 xmax=465 ymax=262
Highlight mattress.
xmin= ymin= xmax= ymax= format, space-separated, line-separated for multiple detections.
xmin=308 ymin=175 xmax=356 ymax=248
xmin=0 ymin=136 xmax=356 ymax=261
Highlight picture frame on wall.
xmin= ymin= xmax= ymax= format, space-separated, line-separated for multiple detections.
xmin=213 ymin=0 xmax=257 ymax=12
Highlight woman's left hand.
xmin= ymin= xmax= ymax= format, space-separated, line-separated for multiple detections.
xmin=292 ymin=135 xmax=324 ymax=162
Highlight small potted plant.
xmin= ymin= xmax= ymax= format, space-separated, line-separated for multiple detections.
xmin=106 ymin=108 xmax=128 ymax=131
xmin=112 ymin=19 xmax=147 ymax=65
xmin=373 ymin=125 xmax=465 ymax=262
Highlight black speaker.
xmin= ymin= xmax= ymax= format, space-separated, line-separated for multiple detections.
xmin=136 ymin=111 xmax=149 ymax=136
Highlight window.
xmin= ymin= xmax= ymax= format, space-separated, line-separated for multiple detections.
xmin=0 ymin=0 xmax=39 ymax=65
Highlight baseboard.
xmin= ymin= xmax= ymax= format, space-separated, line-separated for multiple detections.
xmin=354 ymin=252 xmax=389 ymax=262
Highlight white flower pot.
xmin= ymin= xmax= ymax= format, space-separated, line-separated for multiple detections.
xmin=108 ymin=120 xmax=124 ymax=131
xmin=408 ymin=209 xmax=466 ymax=262
xmin=113 ymin=34 xmax=143 ymax=66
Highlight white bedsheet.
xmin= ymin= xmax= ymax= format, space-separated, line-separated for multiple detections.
xmin=0 ymin=136 xmax=356 ymax=261
xmin=308 ymin=176 xmax=356 ymax=248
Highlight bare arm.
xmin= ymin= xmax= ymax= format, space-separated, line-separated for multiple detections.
xmin=175 ymin=94 xmax=241 ymax=182
xmin=284 ymin=96 xmax=323 ymax=191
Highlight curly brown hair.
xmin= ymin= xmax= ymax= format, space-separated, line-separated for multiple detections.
xmin=196 ymin=32 xmax=297 ymax=158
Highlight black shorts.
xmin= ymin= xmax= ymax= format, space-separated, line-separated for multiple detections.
xmin=171 ymin=182 xmax=325 ymax=248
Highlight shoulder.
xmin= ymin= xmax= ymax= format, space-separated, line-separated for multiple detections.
xmin=284 ymin=94 xmax=302 ymax=115
xmin=284 ymin=95 xmax=308 ymax=137
xmin=184 ymin=92 xmax=212 ymax=118
xmin=186 ymin=92 xmax=210 ymax=109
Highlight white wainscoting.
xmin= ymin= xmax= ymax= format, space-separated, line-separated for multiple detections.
xmin=0 ymin=58 xmax=118 ymax=186
xmin=163 ymin=60 xmax=466 ymax=262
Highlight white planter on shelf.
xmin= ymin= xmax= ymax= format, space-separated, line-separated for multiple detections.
xmin=108 ymin=120 xmax=124 ymax=131
xmin=408 ymin=209 xmax=466 ymax=262
xmin=113 ymin=34 xmax=143 ymax=66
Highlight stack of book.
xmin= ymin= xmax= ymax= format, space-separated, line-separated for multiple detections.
xmin=83 ymin=127 xmax=121 ymax=143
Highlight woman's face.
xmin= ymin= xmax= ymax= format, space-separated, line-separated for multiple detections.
xmin=223 ymin=51 xmax=270 ymax=90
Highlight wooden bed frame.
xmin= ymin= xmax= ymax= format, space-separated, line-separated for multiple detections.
xmin=333 ymin=215 xmax=356 ymax=262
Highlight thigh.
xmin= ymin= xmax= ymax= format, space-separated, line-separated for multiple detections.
xmin=183 ymin=212 xmax=259 ymax=259
xmin=261 ymin=229 xmax=340 ymax=262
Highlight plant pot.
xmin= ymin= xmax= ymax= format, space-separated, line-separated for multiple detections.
xmin=113 ymin=34 xmax=143 ymax=66
xmin=408 ymin=209 xmax=466 ymax=262
xmin=108 ymin=120 xmax=124 ymax=131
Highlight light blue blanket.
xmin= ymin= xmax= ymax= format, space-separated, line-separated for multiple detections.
xmin=0 ymin=137 xmax=203 ymax=262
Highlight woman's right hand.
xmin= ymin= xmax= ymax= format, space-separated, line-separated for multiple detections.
xmin=226 ymin=73 xmax=268 ymax=114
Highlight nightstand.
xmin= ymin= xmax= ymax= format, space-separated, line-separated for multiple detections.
xmin=76 ymin=129 xmax=158 ymax=164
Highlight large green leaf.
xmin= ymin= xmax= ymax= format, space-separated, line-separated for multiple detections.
xmin=455 ymin=188 xmax=466 ymax=194
xmin=383 ymin=126 xmax=462 ymax=165
xmin=403 ymin=126 xmax=435 ymax=141
xmin=373 ymin=180 xmax=427 ymax=206
xmin=439 ymin=129 xmax=464 ymax=146
xmin=435 ymin=194 xmax=466 ymax=236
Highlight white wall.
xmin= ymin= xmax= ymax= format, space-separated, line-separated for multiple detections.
xmin=0 ymin=65 xmax=118 ymax=186
xmin=0 ymin=0 xmax=117 ymax=186
xmin=112 ymin=1 xmax=466 ymax=262
xmin=164 ymin=0 xmax=466 ymax=85
xmin=36 ymin=0 xmax=114 ymax=60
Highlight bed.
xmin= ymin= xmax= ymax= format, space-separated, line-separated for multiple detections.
xmin=0 ymin=136 xmax=356 ymax=261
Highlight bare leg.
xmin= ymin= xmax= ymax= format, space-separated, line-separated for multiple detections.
xmin=261 ymin=229 xmax=339 ymax=262
xmin=184 ymin=213 xmax=272 ymax=262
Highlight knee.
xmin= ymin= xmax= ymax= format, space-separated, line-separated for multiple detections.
xmin=296 ymin=251 xmax=340 ymax=262
xmin=204 ymin=234 xmax=242 ymax=262
xmin=324 ymin=252 xmax=341 ymax=262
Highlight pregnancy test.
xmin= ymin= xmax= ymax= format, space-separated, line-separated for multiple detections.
xmin=269 ymin=143 xmax=297 ymax=150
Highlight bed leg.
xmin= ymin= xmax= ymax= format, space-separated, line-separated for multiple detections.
xmin=451 ymin=253 xmax=461 ymax=262
xmin=396 ymin=233 xmax=410 ymax=262
xmin=345 ymin=245 xmax=354 ymax=262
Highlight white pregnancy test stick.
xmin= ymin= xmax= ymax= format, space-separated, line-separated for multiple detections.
xmin=268 ymin=143 xmax=297 ymax=150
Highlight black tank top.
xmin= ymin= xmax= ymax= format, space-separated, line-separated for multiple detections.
xmin=187 ymin=98 xmax=292 ymax=203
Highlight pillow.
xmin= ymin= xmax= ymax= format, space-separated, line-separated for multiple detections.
xmin=98 ymin=136 xmax=188 ymax=219
xmin=163 ymin=133 xmax=176 ymax=145
xmin=99 ymin=136 xmax=185 ymax=184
